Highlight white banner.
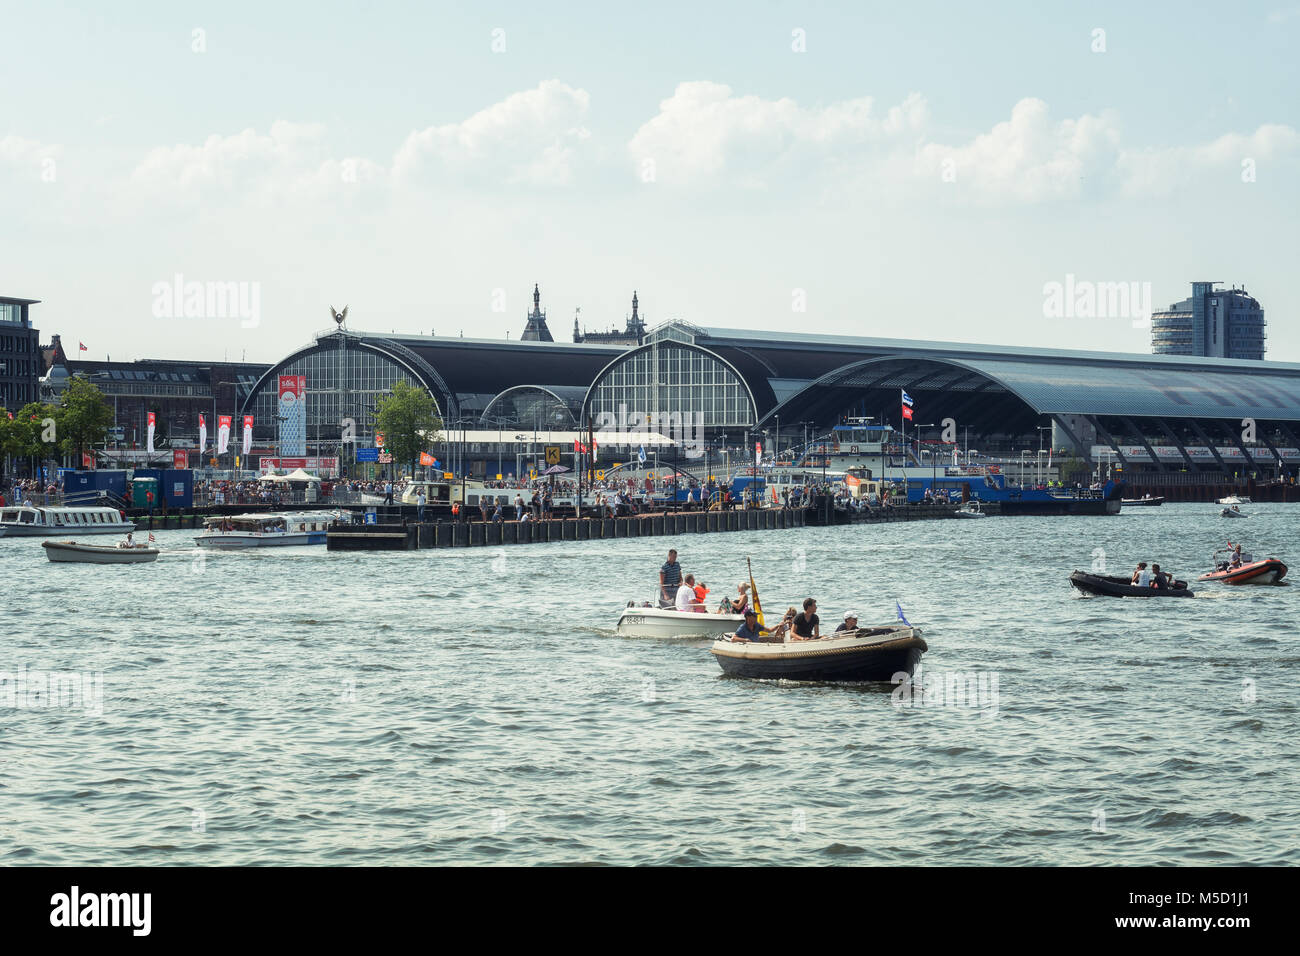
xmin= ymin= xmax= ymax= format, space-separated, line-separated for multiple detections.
xmin=242 ymin=415 xmax=253 ymax=457
xmin=198 ymin=414 xmax=207 ymax=454
xmin=147 ymin=412 xmax=156 ymax=454
xmin=217 ymin=415 xmax=231 ymax=454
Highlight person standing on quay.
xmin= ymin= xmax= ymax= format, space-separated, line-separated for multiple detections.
xmin=416 ymin=488 xmax=426 ymax=522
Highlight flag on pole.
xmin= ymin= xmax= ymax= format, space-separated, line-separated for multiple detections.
xmin=896 ymin=601 xmax=911 ymax=626
xmin=242 ymin=415 xmax=253 ymax=457
xmin=78 ymin=342 xmax=88 ymax=352
xmin=754 ymin=441 xmax=762 ymax=469
xmin=747 ymin=557 xmax=765 ymax=627
xmin=217 ymin=415 xmax=232 ymax=454
xmin=638 ymin=445 xmax=647 ymax=467
xmin=146 ymin=412 xmax=156 ymax=454
xmin=198 ymin=414 xmax=207 ymax=453
xmin=901 ymin=389 xmax=914 ymax=421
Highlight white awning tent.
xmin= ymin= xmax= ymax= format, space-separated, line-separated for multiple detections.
xmin=284 ymin=468 xmax=321 ymax=482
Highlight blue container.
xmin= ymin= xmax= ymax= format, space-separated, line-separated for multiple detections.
xmin=133 ymin=468 xmax=194 ymax=509
xmin=63 ymin=470 xmax=128 ymax=506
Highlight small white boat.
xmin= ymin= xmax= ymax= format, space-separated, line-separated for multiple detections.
xmin=953 ymin=501 xmax=987 ymax=518
xmin=1218 ymin=495 xmax=1252 ymax=506
xmin=195 ymin=511 xmax=340 ymax=548
xmin=615 ymin=605 xmax=746 ymax=639
xmin=42 ymin=540 xmax=159 ymax=564
xmin=0 ymin=505 xmax=134 ymax=537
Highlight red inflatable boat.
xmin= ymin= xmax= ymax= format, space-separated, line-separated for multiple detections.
xmin=1198 ymin=548 xmax=1288 ymax=585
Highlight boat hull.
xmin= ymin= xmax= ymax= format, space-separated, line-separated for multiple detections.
xmin=1197 ymin=559 xmax=1288 ymax=585
xmin=616 ymin=606 xmax=746 ymax=639
xmin=1001 ymin=497 xmax=1121 ymax=516
xmin=195 ymin=531 xmax=327 ymax=548
xmin=711 ymin=628 xmax=927 ymax=682
xmin=1 ymin=523 xmax=134 ymax=536
xmin=1069 ymin=570 xmax=1193 ymax=598
xmin=42 ymin=541 xmax=159 ymax=564
xmin=1122 ymin=497 xmax=1164 ymax=507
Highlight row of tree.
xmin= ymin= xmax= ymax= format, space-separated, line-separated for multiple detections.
xmin=0 ymin=378 xmax=114 ymax=475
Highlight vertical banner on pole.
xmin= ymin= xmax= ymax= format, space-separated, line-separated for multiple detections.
xmin=217 ymin=415 xmax=232 ymax=454
xmin=278 ymin=375 xmax=307 ymax=456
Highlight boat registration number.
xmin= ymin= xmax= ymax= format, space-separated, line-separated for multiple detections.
xmin=624 ymin=615 xmax=645 ymax=625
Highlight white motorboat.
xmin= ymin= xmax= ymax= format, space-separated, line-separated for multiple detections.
xmin=0 ymin=505 xmax=135 ymax=537
xmin=1217 ymin=495 xmax=1252 ymax=506
xmin=42 ymin=540 xmax=159 ymax=564
xmin=953 ymin=501 xmax=986 ymax=518
xmin=615 ymin=604 xmax=746 ymax=639
xmin=195 ymin=511 xmax=340 ymax=548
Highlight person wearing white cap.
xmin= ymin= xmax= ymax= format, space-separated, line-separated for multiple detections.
xmin=835 ymin=611 xmax=860 ymax=633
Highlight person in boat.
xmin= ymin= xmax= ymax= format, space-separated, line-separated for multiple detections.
xmin=119 ymin=532 xmax=136 ymax=549
xmin=1130 ymin=561 xmax=1150 ymax=586
xmin=791 ymin=598 xmax=821 ymax=641
xmin=1149 ymin=563 xmax=1170 ymax=589
xmin=675 ymin=573 xmax=699 ymax=612
xmin=835 ymin=611 xmax=859 ymax=633
xmin=659 ymin=548 xmax=682 ymax=607
xmin=692 ymin=579 xmax=709 ymax=613
xmin=732 ymin=608 xmax=776 ymax=643
xmin=1229 ymin=544 xmax=1244 ymax=568
xmin=731 ymin=582 xmax=750 ymax=616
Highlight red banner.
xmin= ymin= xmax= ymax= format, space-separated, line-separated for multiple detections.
xmin=173 ymin=449 xmax=189 ymax=469
xmin=82 ymin=452 xmax=94 ymax=469
xmin=419 ymin=452 xmax=435 ymax=466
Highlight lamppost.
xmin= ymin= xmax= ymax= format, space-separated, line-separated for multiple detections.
xmin=1037 ymin=424 xmax=1051 ymax=486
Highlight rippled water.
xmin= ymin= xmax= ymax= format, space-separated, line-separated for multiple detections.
xmin=2 ymin=502 xmax=1297 ymax=865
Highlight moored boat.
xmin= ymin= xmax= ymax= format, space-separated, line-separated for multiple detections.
xmin=0 ymin=505 xmax=134 ymax=537
xmin=42 ymin=540 xmax=159 ymax=564
xmin=1197 ymin=548 xmax=1287 ymax=585
xmin=195 ymin=511 xmax=340 ymax=548
xmin=953 ymin=501 xmax=987 ymax=518
xmin=616 ymin=605 xmax=746 ymax=639
xmin=1217 ymin=495 xmax=1252 ymax=506
xmin=711 ymin=625 xmax=926 ymax=682
xmin=1122 ymin=495 xmax=1164 ymax=506
xmin=1069 ymin=570 xmax=1193 ymax=598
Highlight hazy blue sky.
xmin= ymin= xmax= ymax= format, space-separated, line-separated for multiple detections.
xmin=3 ymin=1 xmax=1297 ymax=363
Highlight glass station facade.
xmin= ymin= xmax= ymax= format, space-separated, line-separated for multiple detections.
xmin=586 ymin=340 xmax=755 ymax=435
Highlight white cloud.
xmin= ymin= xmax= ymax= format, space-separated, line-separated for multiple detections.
xmin=130 ymin=121 xmax=384 ymax=200
xmin=627 ymin=81 xmax=928 ymax=187
xmin=1117 ymin=124 xmax=1300 ymax=196
xmin=0 ymin=135 xmax=61 ymax=182
xmin=392 ymin=79 xmax=593 ymax=186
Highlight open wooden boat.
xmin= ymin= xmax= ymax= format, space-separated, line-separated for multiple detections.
xmin=42 ymin=540 xmax=159 ymax=564
xmin=711 ymin=624 xmax=926 ymax=682
xmin=1069 ymin=570 xmax=1193 ymax=598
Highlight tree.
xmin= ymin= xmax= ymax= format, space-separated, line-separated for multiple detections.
xmin=58 ymin=377 xmax=114 ymax=463
xmin=1 ymin=402 xmax=60 ymax=477
xmin=374 ymin=380 xmax=442 ymax=476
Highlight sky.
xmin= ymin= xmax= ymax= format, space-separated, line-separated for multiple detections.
xmin=2 ymin=0 xmax=1298 ymax=365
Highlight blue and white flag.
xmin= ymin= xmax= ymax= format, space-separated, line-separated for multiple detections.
xmin=901 ymin=390 xmax=914 ymax=408
xmin=896 ymin=601 xmax=911 ymax=626
xmin=638 ymin=445 xmax=647 ymax=466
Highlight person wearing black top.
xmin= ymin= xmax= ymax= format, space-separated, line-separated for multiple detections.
xmin=791 ymin=598 xmax=820 ymax=640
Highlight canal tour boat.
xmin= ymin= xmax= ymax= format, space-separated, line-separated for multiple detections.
xmin=616 ymin=604 xmax=747 ymax=639
xmin=42 ymin=540 xmax=159 ymax=564
xmin=1069 ymin=570 xmax=1194 ymax=598
xmin=1197 ymin=548 xmax=1287 ymax=585
xmin=0 ymin=505 xmax=134 ymax=537
xmin=710 ymin=624 xmax=927 ymax=682
xmin=195 ymin=511 xmax=340 ymax=548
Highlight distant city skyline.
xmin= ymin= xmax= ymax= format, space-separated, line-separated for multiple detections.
xmin=2 ymin=1 xmax=1297 ymax=364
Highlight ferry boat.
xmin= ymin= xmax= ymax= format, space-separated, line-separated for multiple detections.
xmin=195 ymin=511 xmax=340 ymax=548
xmin=0 ymin=505 xmax=134 ymax=537
xmin=1217 ymin=495 xmax=1252 ymax=506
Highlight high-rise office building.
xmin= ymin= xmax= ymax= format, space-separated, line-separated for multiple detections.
xmin=1151 ymin=282 xmax=1266 ymax=360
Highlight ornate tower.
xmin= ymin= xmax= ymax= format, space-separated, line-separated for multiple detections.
xmin=520 ymin=283 xmax=554 ymax=342
xmin=625 ymin=290 xmax=646 ymax=340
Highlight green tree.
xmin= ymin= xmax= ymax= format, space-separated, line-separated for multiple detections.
xmin=1 ymin=402 xmax=60 ymax=476
xmin=58 ymin=377 xmax=114 ymax=463
xmin=374 ymin=381 xmax=442 ymax=476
